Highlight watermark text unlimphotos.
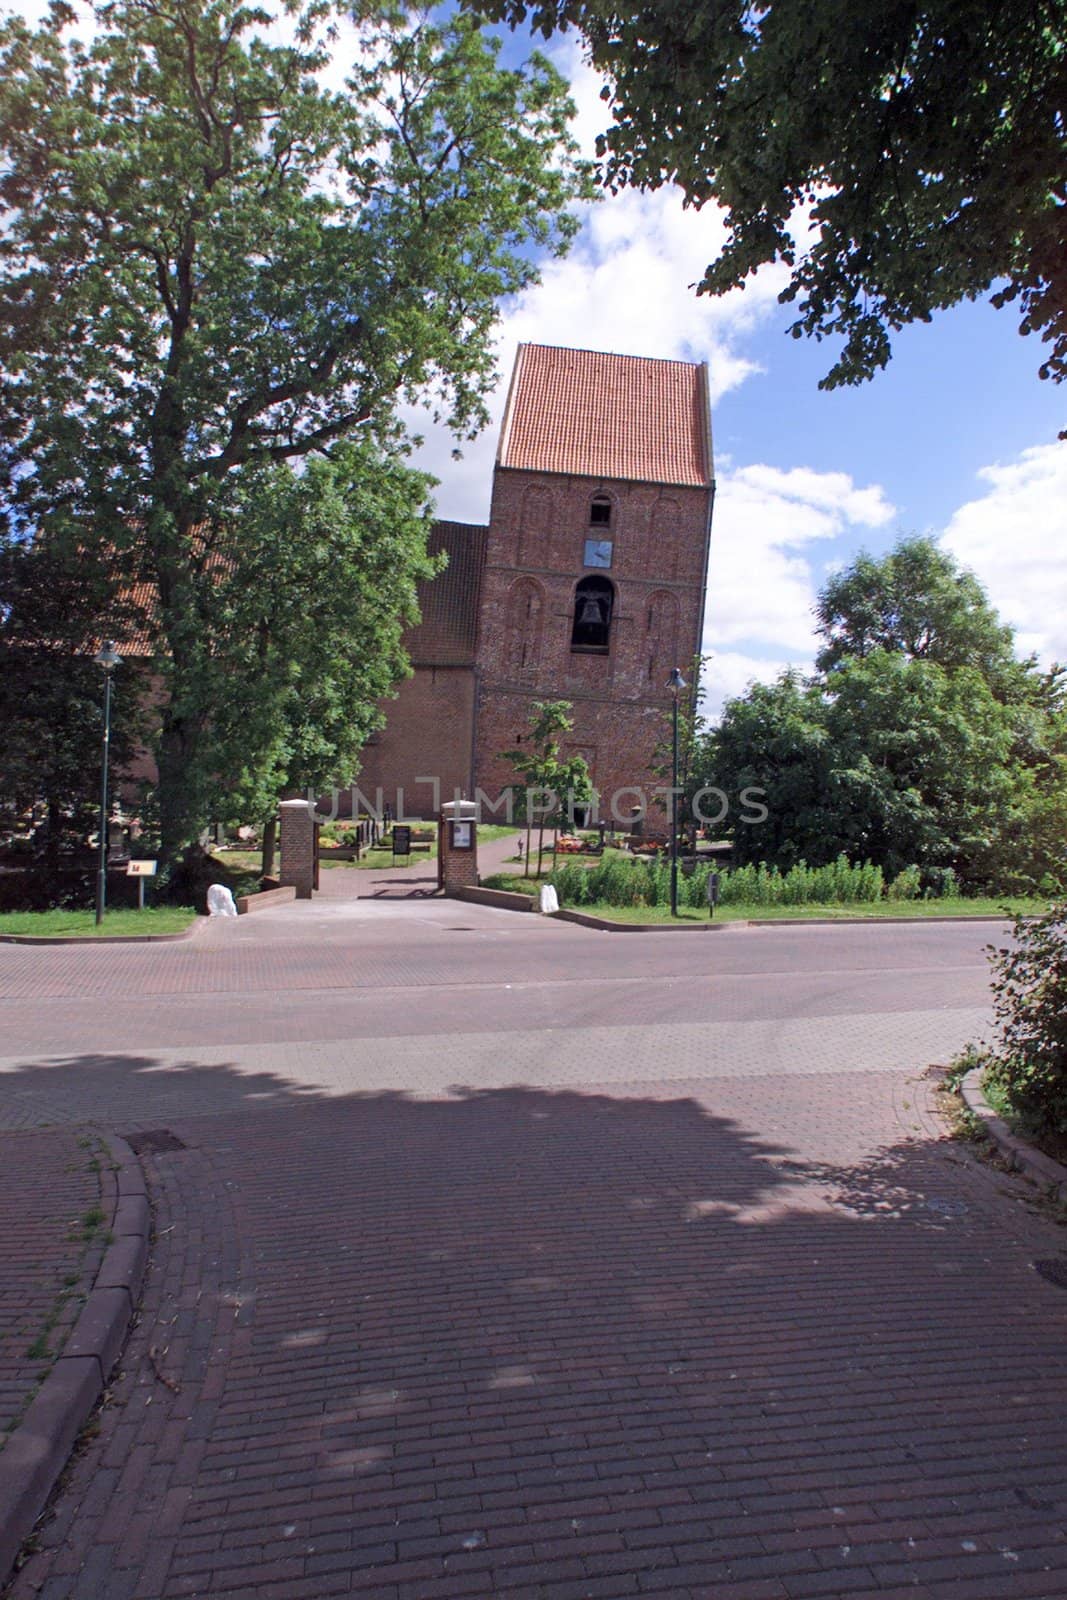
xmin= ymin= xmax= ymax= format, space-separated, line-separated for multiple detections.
xmin=310 ymin=779 xmax=768 ymax=829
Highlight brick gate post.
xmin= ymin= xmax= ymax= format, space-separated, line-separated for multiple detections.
xmin=279 ymin=799 xmax=316 ymax=899
xmin=439 ymin=799 xmax=479 ymax=896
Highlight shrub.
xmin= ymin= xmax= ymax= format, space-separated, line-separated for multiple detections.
xmin=547 ymin=850 xmax=892 ymax=910
xmin=984 ymin=905 xmax=1067 ymax=1138
xmin=922 ymin=865 xmax=959 ymax=899
xmin=887 ymin=864 xmax=922 ymax=901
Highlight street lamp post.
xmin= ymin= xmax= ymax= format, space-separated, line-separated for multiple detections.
xmin=93 ymin=642 xmax=122 ymax=926
xmin=666 ymin=666 xmax=687 ymax=918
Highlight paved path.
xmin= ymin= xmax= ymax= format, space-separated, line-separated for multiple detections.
xmin=0 ymin=1130 xmax=106 ymax=1452
xmin=3 ymin=904 xmax=1067 ymax=1599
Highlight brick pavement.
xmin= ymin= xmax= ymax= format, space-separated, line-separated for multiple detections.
xmin=0 ymin=1009 xmax=988 ymax=1134
xmin=0 ymin=903 xmax=997 ymax=1062
xmin=6 ymin=909 xmax=1066 ymax=1599
xmin=0 ymin=1129 xmax=107 ymax=1449
xmin=7 ymin=1068 xmax=1067 ymax=1600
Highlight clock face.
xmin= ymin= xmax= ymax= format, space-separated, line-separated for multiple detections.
xmin=584 ymin=538 xmax=613 ymax=569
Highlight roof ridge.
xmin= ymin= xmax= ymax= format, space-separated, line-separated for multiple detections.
xmin=518 ymin=341 xmax=705 ymax=372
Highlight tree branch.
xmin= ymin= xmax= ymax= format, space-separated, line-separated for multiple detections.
xmin=191 ymin=319 xmax=365 ymax=478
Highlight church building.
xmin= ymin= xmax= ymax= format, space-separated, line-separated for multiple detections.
xmin=355 ymin=343 xmax=715 ymax=820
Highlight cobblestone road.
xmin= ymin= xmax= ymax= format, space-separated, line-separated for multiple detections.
xmin=4 ymin=904 xmax=1067 ymax=1600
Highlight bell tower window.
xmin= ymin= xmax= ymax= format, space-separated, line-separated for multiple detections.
xmin=589 ymin=495 xmax=612 ymax=527
xmin=571 ymin=575 xmax=614 ymax=655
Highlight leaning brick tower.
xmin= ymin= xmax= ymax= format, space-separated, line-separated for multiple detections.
xmin=472 ymin=343 xmax=715 ymax=819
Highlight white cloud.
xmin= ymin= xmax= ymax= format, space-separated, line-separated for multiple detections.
xmin=703 ymin=651 xmax=795 ymax=710
xmin=941 ymin=442 xmax=1067 ymax=665
xmin=700 ymin=465 xmax=895 ymax=713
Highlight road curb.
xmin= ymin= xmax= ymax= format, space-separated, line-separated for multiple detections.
xmin=0 ymin=1133 xmax=150 ymax=1585
xmin=469 ymin=897 xmax=1026 ymax=932
xmin=961 ymin=1067 xmax=1067 ymax=1206
xmin=549 ymin=910 xmax=1016 ymax=932
xmin=747 ymin=913 xmax=1025 ymax=926
xmin=0 ymin=917 xmax=206 ymax=946
xmin=551 ymin=908 xmax=731 ymax=932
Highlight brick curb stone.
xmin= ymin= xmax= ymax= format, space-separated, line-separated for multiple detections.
xmin=457 ymin=885 xmax=535 ymax=913
xmin=0 ymin=1133 xmax=150 ymax=1585
xmin=961 ymin=1066 xmax=1067 ymax=1206
xmin=235 ymin=885 xmax=297 ymax=914
xmin=553 ymin=907 xmax=731 ymax=932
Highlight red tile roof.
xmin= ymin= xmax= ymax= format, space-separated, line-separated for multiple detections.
xmin=405 ymin=522 xmax=487 ymax=667
xmin=113 ymin=577 xmax=159 ymax=657
xmin=497 ymin=344 xmax=713 ymax=488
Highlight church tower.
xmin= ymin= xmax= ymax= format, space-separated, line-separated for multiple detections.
xmin=472 ymin=344 xmax=715 ymax=818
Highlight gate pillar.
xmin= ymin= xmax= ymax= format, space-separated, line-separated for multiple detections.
xmin=439 ymin=799 xmax=478 ymax=896
xmin=279 ymin=799 xmax=316 ymax=899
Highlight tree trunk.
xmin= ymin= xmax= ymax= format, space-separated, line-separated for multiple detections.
xmin=46 ymin=798 xmax=61 ymax=877
xmin=156 ymin=706 xmax=201 ymax=866
xmin=261 ymin=813 xmax=277 ymax=879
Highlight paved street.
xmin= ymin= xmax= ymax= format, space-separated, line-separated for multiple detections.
xmin=3 ymin=902 xmax=1067 ymax=1598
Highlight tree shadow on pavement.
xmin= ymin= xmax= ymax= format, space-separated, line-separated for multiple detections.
xmin=6 ymin=1066 xmax=1067 ymax=1600
xmin=0 ymin=1050 xmax=327 ymax=1132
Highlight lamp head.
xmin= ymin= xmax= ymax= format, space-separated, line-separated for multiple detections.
xmin=93 ymin=642 xmax=122 ymax=673
xmin=666 ymin=666 xmax=686 ymax=694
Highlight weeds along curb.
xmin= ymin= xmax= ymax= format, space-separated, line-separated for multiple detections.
xmin=961 ymin=1067 xmax=1067 ymax=1206
xmin=0 ymin=1133 xmax=150 ymax=1585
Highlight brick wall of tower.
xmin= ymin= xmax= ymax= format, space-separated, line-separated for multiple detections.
xmin=349 ymin=666 xmax=476 ymax=819
xmin=472 ymin=467 xmax=712 ymax=816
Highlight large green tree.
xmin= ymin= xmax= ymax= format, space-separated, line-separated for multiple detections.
xmin=0 ymin=0 xmax=589 ymax=860
xmin=473 ymin=0 xmax=1066 ymax=397
xmin=162 ymin=441 xmax=441 ymax=875
xmin=701 ymin=541 xmax=1066 ymax=890
xmin=815 ymin=537 xmax=1021 ymax=685
xmin=705 ymin=671 xmax=832 ymax=871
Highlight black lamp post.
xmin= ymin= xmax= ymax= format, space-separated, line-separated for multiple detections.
xmin=93 ymin=642 xmax=122 ymax=926
xmin=666 ymin=665 xmax=686 ymax=917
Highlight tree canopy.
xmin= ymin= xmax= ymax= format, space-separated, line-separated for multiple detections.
xmin=698 ymin=539 xmax=1067 ymax=892
xmin=0 ymin=536 xmax=145 ymax=877
xmin=816 ymin=536 xmax=1027 ymax=691
xmin=0 ymin=0 xmax=589 ymax=859
xmin=472 ymin=0 xmax=1067 ymax=397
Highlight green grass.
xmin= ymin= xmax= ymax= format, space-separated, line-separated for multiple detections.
xmin=0 ymin=906 xmax=197 ymax=938
xmin=479 ymin=876 xmax=1047 ymax=923
xmin=554 ymin=897 xmax=1047 ymax=925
